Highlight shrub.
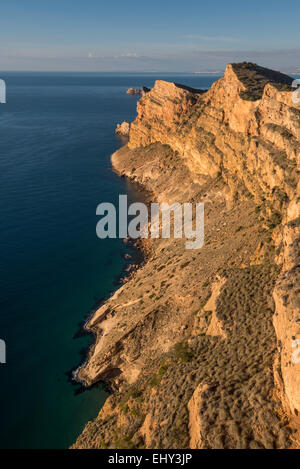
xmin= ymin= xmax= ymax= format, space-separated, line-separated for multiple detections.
xmin=120 ymin=402 xmax=129 ymax=413
xmin=158 ymin=361 xmax=169 ymax=376
xmin=174 ymin=342 xmax=194 ymax=363
xmin=150 ymin=374 xmax=160 ymax=387
xmin=130 ymin=407 xmax=139 ymax=417
xmin=115 ymin=435 xmax=135 ymax=449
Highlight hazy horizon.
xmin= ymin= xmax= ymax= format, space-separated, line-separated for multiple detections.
xmin=1 ymin=0 xmax=299 ymax=73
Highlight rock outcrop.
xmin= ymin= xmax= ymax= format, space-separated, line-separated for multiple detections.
xmin=115 ymin=121 xmax=130 ymax=136
xmin=126 ymin=87 xmax=150 ymax=96
xmin=73 ymin=63 xmax=299 ymax=449
xmin=126 ymin=88 xmax=142 ymax=96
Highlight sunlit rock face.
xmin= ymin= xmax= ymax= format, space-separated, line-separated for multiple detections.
xmin=128 ymin=63 xmax=299 ymax=419
xmin=115 ymin=121 xmax=130 ymax=136
xmin=74 ymin=63 xmax=300 ymax=449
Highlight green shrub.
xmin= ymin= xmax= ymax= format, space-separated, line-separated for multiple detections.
xmin=158 ymin=361 xmax=169 ymax=376
xmin=115 ymin=435 xmax=135 ymax=449
xmin=174 ymin=342 xmax=194 ymax=363
xmin=150 ymin=374 xmax=160 ymax=387
xmin=130 ymin=407 xmax=139 ymax=417
xmin=120 ymin=402 xmax=129 ymax=413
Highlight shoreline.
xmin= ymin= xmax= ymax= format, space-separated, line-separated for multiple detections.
xmin=73 ymin=64 xmax=299 ymax=449
xmin=72 ymin=175 xmax=151 ymax=391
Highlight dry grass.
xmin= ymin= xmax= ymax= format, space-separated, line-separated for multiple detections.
xmin=75 ymin=263 xmax=292 ymax=449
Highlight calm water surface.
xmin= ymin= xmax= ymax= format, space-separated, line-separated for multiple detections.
xmin=0 ymin=72 xmax=220 ymax=448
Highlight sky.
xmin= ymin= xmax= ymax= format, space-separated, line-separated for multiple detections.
xmin=0 ymin=0 xmax=299 ymax=72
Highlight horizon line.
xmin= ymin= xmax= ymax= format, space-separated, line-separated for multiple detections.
xmin=0 ymin=69 xmax=225 ymax=74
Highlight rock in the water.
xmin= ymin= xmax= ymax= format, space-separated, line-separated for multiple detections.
xmin=115 ymin=121 xmax=130 ymax=136
xmin=126 ymin=87 xmax=142 ymax=96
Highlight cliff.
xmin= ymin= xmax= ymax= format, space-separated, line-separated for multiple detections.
xmin=73 ymin=63 xmax=300 ymax=449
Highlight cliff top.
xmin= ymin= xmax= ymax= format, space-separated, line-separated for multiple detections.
xmin=230 ymin=62 xmax=293 ymax=100
xmin=146 ymin=63 xmax=294 ymax=105
xmin=173 ymin=82 xmax=206 ymax=94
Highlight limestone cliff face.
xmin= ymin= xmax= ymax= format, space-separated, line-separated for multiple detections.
xmin=74 ymin=63 xmax=299 ymax=449
xmin=129 ymin=64 xmax=298 ymax=203
xmin=126 ymin=63 xmax=300 ymax=422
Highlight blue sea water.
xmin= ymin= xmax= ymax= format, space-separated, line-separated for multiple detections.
xmin=0 ymin=72 xmax=220 ymax=449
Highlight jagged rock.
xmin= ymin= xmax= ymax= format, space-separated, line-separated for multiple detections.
xmin=115 ymin=121 xmax=130 ymax=136
xmin=126 ymin=87 xmax=150 ymax=96
xmin=126 ymin=87 xmax=142 ymax=96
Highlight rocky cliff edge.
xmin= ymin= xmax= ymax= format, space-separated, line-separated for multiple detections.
xmin=73 ymin=63 xmax=300 ymax=449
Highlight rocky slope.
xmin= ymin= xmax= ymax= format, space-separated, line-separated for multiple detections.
xmin=73 ymin=63 xmax=299 ymax=449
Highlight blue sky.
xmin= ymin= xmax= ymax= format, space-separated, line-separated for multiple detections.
xmin=0 ymin=0 xmax=299 ymax=72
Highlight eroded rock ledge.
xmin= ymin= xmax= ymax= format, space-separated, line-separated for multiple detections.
xmin=73 ymin=63 xmax=299 ymax=449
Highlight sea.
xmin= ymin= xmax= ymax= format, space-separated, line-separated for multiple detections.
xmin=0 ymin=72 xmax=220 ymax=448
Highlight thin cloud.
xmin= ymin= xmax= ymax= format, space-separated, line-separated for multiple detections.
xmin=1 ymin=47 xmax=299 ymax=72
xmin=182 ymin=35 xmax=239 ymax=42
xmin=191 ymin=48 xmax=300 ymax=58
xmin=82 ymin=52 xmax=141 ymax=60
xmin=114 ymin=53 xmax=140 ymax=59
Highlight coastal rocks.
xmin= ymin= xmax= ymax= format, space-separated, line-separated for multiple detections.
xmin=126 ymin=88 xmax=142 ymax=96
xmin=142 ymin=86 xmax=150 ymax=94
xmin=125 ymin=65 xmax=300 ymax=426
xmin=74 ymin=62 xmax=300 ymax=449
xmin=115 ymin=121 xmax=130 ymax=136
xmin=126 ymin=87 xmax=150 ymax=96
xmin=128 ymin=64 xmax=298 ymax=198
